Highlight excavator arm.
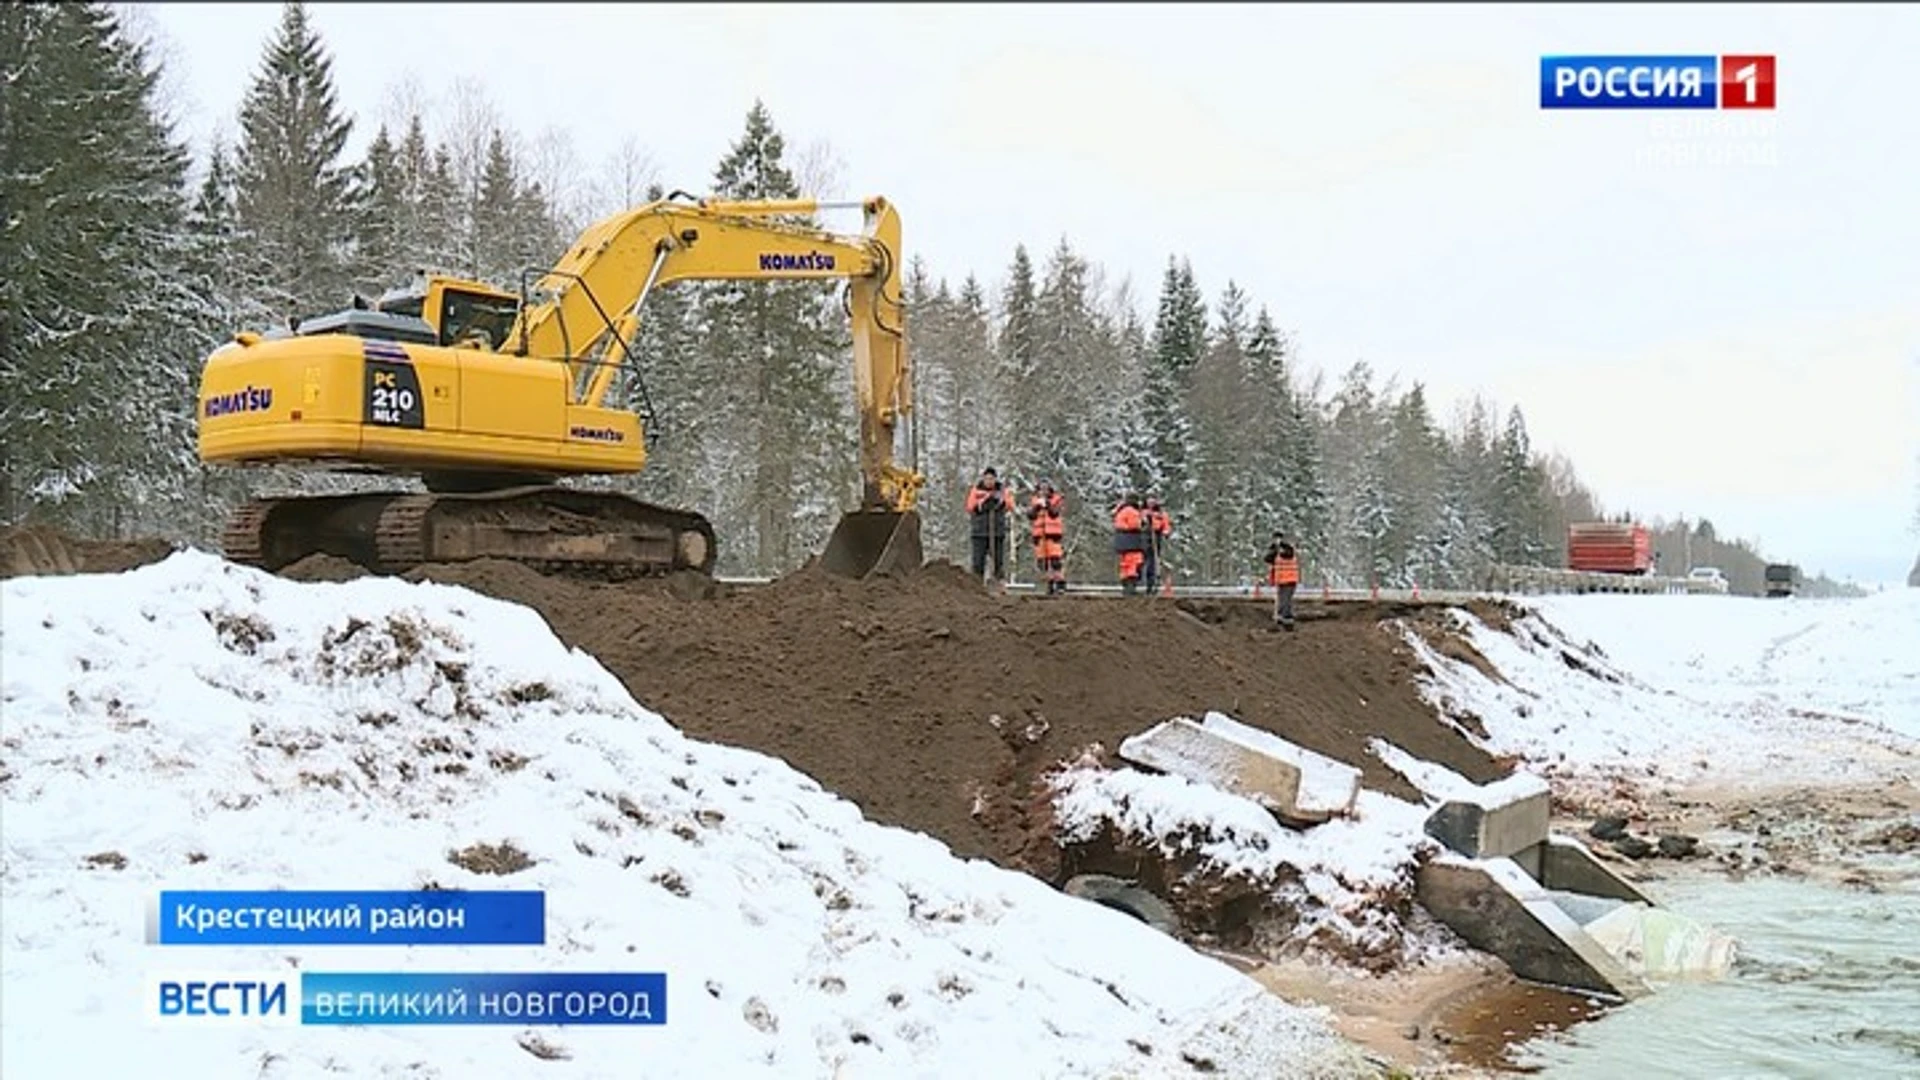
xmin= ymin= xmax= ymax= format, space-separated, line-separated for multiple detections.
xmin=508 ymin=195 xmax=921 ymax=515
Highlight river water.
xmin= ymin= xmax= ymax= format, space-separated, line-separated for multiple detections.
xmin=1510 ymin=870 xmax=1920 ymax=1078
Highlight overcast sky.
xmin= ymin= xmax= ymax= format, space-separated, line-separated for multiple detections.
xmin=135 ymin=2 xmax=1919 ymax=585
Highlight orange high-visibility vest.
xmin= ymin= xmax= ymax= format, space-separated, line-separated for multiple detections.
xmin=1029 ymin=494 xmax=1064 ymax=538
xmin=1267 ymin=549 xmax=1300 ymax=586
xmin=1029 ymin=493 xmax=1065 ymax=560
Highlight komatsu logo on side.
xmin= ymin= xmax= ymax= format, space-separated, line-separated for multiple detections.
xmin=758 ymin=251 xmax=836 ymax=271
xmin=569 ymin=425 xmax=624 ymax=443
xmin=203 ymin=386 xmax=273 ymax=417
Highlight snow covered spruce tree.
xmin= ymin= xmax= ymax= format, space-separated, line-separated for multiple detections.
xmin=388 ymin=114 xmax=463 ymax=283
xmin=466 ymin=127 xmax=570 ymax=291
xmin=1090 ymin=274 xmax=1156 ymax=548
xmin=1 ymin=1 xmax=204 ymax=535
xmin=994 ymin=244 xmax=1044 ymax=488
xmin=182 ymin=137 xmax=279 ymax=535
xmin=1143 ymin=257 xmax=1205 ymax=531
xmin=348 ymin=123 xmax=410 ymax=297
xmin=1186 ymin=281 xmax=1255 ymax=583
xmin=1316 ymin=362 xmax=1384 ymax=586
xmin=1382 ymin=383 xmax=1448 ymax=587
xmin=231 ymin=1 xmax=355 ymax=321
xmin=1491 ymin=405 xmax=1551 ymax=565
xmin=897 ymin=262 xmax=1005 ymax=565
xmin=902 ymin=261 xmax=961 ymax=559
xmin=1243 ymin=306 xmax=1330 ymax=583
xmin=696 ymin=101 xmax=853 ymax=574
xmin=1027 ymin=239 xmax=1103 ymax=570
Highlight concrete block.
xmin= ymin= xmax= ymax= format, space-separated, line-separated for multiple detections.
xmin=1537 ymin=835 xmax=1653 ymax=905
xmin=1416 ymin=854 xmax=1652 ymax=1001
xmin=1117 ymin=713 xmax=1361 ymax=824
xmin=1422 ymin=771 xmax=1551 ymax=859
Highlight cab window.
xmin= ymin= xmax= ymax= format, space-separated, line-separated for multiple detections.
xmin=438 ymin=288 xmax=520 ymax=349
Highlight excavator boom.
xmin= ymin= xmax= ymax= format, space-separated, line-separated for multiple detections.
xmin=195 ymin=193 xmax=925 ymax=581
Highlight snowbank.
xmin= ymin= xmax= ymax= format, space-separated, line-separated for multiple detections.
xmin=1402 ymin=590 xmax=1920 ymax=792
xmin=1050 ymin=760 xmax=1440 ymax=962
xmin=0 ymin=552 xmax=1370 ymax=1078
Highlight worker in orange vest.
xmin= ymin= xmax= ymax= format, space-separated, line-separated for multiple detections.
xmin=1262 ymin=530 xmax=1300 ymax=631
xmin=1141 ymin=496 xmax=1172 ymax=594
xmin=1112 ymin=494 xmax=1147 ymax=595
xmin=1027 ymin=481 xmax=1067 ymax=595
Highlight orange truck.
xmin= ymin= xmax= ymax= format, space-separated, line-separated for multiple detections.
xmin=1566 ymin=522 xmax=1654 ymax=574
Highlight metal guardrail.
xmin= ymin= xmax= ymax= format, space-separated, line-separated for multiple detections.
xmin=715 ymin=566 xmax=1729 ymax=603
xmin=1485 ymin=564 xmax=1730 ymax=596
xmin=713 ymin=574 xmax=1493 ymax=604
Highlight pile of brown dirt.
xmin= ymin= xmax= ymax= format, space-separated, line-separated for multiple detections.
xmin=1 ymin=525 xmax=177 ymax=579
xmin=302 ymin=555 xmax=1511 ymax=875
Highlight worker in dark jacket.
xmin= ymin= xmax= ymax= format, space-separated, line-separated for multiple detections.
xmin=964 ymin=467 xmax=1015 ymax=584
xmin=1141 ymin=496 xmax=1172 ymax=594
xmin=1262 ymin=531 xmax=1300 ymax=630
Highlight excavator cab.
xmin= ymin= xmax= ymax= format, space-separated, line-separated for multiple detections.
xmin=376 ymin=276 xmax=521 ymax=350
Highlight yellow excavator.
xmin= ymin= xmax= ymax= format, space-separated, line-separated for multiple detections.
xmin=196 ymin=192 xmax=925 ymax=581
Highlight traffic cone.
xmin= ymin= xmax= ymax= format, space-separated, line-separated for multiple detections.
xmin=1411 ymin=580 xmax=1420 ymax=601
xmin=1322 ymin=581 xmax=1331 ymax=601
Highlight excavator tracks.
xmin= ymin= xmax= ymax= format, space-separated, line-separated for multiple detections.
xmin=219 ymin=500 xmax=275 ymax=568
xmin=220 ymin=486 xmax=717 ymax=582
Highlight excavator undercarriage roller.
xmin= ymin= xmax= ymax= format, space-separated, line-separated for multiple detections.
xmin=220 ymin=486 xmax=717 ymax=582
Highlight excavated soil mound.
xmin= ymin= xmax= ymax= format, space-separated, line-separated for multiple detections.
xmin=20 ymin=541 xmax=1513 ymax=874
xmin=306 ymin=556 xmax=1511 ymax=874
xmin=1 ymin=526 xmax=177 ymax=579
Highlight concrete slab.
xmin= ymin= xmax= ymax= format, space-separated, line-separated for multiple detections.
xmin=1193 ymin=713 xmax=1361 ymax=819
xmin=1416 ymin=854 xmax=1652 ymax=1001
xmin=1116 ymin=713 xmax=1360 ymax=824
xmin=1422 ymin=771 xmax=1551 ymax=859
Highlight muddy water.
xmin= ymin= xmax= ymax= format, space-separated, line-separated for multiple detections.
xmin=1509 ymin=872 xmax=1920 ymax=1077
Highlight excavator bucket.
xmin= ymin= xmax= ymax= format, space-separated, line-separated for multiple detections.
xmin=821 ymin=509 xmax=924 ymax=580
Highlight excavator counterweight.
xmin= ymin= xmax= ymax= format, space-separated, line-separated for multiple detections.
xmin=196 ymin=194 xmax=922 ymax=582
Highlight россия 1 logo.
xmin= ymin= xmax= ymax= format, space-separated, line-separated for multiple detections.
xmin=1540 ymin=55 xmax=1776 ymax=109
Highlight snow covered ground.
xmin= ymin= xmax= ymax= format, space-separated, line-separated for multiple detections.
xmin=0 ymin=552 xmax=1372 ymax=1079
xmin=1404 ymin=589 xmax=1920 ymax=792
